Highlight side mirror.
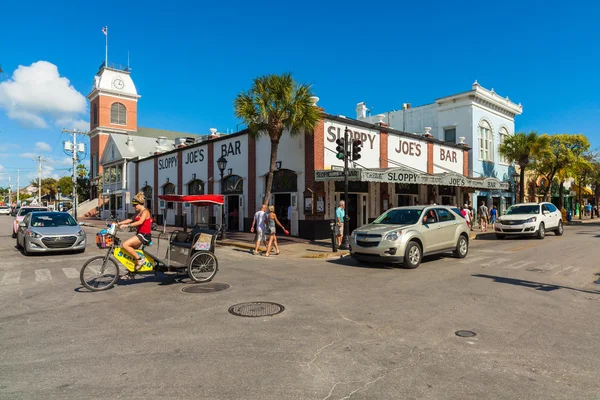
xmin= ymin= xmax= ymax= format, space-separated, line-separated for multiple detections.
xmin=18 ymin=222 xmax=26 ymax=228
xmin=543 ymin=210 xmax=550 ymax=215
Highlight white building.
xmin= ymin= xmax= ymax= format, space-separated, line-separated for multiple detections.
xmin=356 ymin=81 xmax=523 ymax=212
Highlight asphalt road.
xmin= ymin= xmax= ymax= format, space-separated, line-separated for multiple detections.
xmin=1 ymin=217 xmax=599 ymax=400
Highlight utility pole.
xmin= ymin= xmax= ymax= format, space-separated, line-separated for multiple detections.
xmin=340 ymin=128 xmax=350 ymax=250
xmin=63 ymin=128 xmax=88 ymax=222
xmin=16 ymin=169 xmax=19 ymax=206
xmin=37 ymin=156 xmax=43 ymax=205
xmin=8 ymin=176 xmax=11 ymax=206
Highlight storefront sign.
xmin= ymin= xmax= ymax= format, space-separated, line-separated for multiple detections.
xmin=388 ymin=134 xmax=428 ymax=173
xmin=158 ymin=155 xmax=177 ymax=170
xmin=184 ymin=148 xmax=205 ymax=164
xmin=433 ymin=144 xmax=464 ymax=174
xmin=220 ymin=140 xmax=242 ymax=157
xmin=315 ymin=169 xmax=361 ymax=181
xmin=324 ymin=120 xmax=380 ymax=169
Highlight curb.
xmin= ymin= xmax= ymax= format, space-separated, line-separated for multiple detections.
xmin=471 ymin=232 xmax=496 ymax=240
xmin=301 ymin=252 xmax=350 ymax=259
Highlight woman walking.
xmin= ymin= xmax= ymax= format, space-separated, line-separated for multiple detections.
xmin=265 ymin=205 xmax=288 ymax=257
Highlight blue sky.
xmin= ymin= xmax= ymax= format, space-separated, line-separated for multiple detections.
xmin=1 ymin=0 xmax=599 ymax=187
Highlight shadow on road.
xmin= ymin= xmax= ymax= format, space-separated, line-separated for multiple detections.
xmin=472 ymin=273 xmax=600 ymax=295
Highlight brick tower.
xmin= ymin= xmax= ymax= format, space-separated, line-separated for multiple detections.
xmin=87 ymin=66 xmax=141 ymax=200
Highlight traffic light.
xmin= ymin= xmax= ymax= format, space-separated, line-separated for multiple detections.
xmin=352 ymin=139 xmax=362 ymax=161
xmin=335 ymin=138 xmax=346 ymax=160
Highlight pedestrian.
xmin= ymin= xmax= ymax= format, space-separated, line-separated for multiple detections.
xmin=264 ymin=206 xmax=288 ymax=257
xmin=585 ymin=202 xmax=592 ymax=217
xmin=250 ymin=204 xmax=267 ymax=255
xmin=490 ymin=205 xmax=498 ymax=225
xmin=462 ymin=204 xmax=470 ymax=227
xmin=468 ymin=205 xmax=474 ymax=231
xmin=335 ymin=200 xmax=345 ymax=248
xmin=478 ymin=201 xmax=489 ymax=232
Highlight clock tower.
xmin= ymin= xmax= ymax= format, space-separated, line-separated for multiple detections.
xmin=87 ymin=65 xmax=141 ymax=199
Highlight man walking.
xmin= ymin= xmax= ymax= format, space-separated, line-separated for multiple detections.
xmin=478 ymin=201 xmax=490 ymax=232
xmin=335 ymin=200 xmax=345 ymax=248
xmin=490 ymin=205 xmax=498 ymax=225
xmin=250 ymin=204 xmax=267 ymax=255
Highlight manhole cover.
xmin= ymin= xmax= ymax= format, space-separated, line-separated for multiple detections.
xmin=228 ymin=302 xmax=285 ymax=317
xmin=455 ymin=330 xmax=477 ymax=338
xmin=182 ymin=283 xmax=230 ymax=294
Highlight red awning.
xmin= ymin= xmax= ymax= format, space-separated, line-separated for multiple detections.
xmin=158 ymin=194 xmax=224 ymax=206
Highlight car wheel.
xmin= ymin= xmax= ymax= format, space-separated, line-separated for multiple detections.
xmin=22 ymin=240 xmax=30 ymax=256
xmin=403 ymin=241 xmax=422 ymax=269
xmin=16 ymin=236 xmax=22 ymax=249
xmin=555 ymin=220 xmax=564 ymax=236
xmin=11 ymin=231 xmax=16 ymax=239
xmin=496 ymin=234 xmax=505 ymax=240
xmin=536 ymin=223 xmax=545 ymax=240
xmin=453 ymin=235 xmax=469 ymax=258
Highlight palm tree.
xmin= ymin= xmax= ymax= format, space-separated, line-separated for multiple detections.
xmin=234 ymin=73 xmax=320 ymax=205
xmin=499 ymin=132 xmax=549 ymax=203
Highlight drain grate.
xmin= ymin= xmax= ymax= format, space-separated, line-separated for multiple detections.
xmin=455 ymin=330 xmax=477 ymax=338
xmin=228 ymin=302 xmax=285 ymax=317
xmin=182 ymin=283 xmax=230 ymax=294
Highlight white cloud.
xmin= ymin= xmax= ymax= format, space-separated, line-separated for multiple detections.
xmin=35 ymin=142 xmax=52 ymax=152
xmin=55 ymin=117 xmax=89 ymax=131
xmin=0 ymin=61 xmax=87 ymax=129
xmin=20 ymin=152 xmax=37 ymax=159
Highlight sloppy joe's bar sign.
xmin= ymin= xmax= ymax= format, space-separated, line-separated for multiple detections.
xmin=388 ymin=135 xmax=428 ymax=173
xmin=324 ymin=120 xmax=380 ymax=169
xmin=433 ymin=144 xmax=464 ymax=174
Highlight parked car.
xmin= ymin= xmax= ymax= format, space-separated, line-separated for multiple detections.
xmin=12 ymin=206 xmax=50 ymax=238
xmin=350 ymin=206 xmax=470 ymax=269
xmin=16 ymin=211 xmax=86 ymax=255
xmin=494 ymin=202 xmax=563 ymax=239
xmin=0 ymin=205 xmax=11 ymax=216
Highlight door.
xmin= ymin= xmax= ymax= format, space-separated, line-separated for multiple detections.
xmin=435 ymin=208 xmax=460 ymax=249
xmin=420 ymin=207 xmax=445 ymax=252
xmin=543 ymin=203 xmax=560 ymax=228
xmin=347 ymin=194 xmax=358 ymax=234
xmin=274 ymin=193 xmax=291 ymax=233
xmin=397 ymin=195 xmax=410 ymax=207
xmin=227 ymin=195 xmax=240 ymax=231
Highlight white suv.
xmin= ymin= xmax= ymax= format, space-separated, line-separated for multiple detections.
xmin=494 ymin=202 xmax=563 ymax=239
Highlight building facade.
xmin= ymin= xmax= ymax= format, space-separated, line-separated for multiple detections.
xmin=356 ymin=81 xmax=522 ymax=213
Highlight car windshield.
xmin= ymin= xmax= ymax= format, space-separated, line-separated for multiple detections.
xmin=373 ymin=209 xmax=422 ymax=225
xmin=506 ymin=205 xmax=540 ymax=215
xmin=31 ymin=213 xmax=78 ymax=227
xmin=18 ymin=208 xmax=48 ymax=216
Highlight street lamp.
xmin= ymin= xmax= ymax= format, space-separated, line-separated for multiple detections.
xmin=217 ymin=156 xmax=228 ymax=240
xmin=511 ymin=171 xmax=520 ymax=204
xmin=57 ymin=187 xmax=61 ymax=211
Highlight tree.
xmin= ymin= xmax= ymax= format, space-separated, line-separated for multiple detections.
xmin=534 ymin=134 xmax=590 ymax=201
xmin=57 ymin=176 xmax=72 ymax=196
xmin=572 ymin=153 xmax=594 ymax=220
xmin=234 ymin=73 xmax=320 ymax=205
xmin=31 ymin=178 xmax=58 ymax=198
xmin=498 ymin=132 xmax=549 ymax=203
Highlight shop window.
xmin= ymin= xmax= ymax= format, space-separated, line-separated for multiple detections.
xmin=268 ymin=169 xmax=298 ymax=193
xmin=478 ymin=119 xmax=493 ymax=162
xmin=222 ymin=175 xmax=243 ymax=194
xmin=444 ymin=128 xmax=456 ymax=143
xmin=188 ymin=179 xmax=204 ymax=195
xmin=439 ymin=185 xmax=456 ymax=196
xmin=395 ymin=183 xmax=419 ymax=195
xmin=110 ymin=102 xmax=127 ymax=125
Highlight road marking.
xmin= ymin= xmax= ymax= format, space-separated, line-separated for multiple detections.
xmin=562 ymin=267 xmax=581 ymax=275
xmin=1 ymin=271 xmax=21 ymax=285
xmin=554 ymin=265 xmax=574 ymax=274
xmin=537 ymin=263 xmax=560 ymax=271
xmin=459 ymin=256 xmax=491 ymax=264
xmin=509 ymin=243 xmax=544 ymax=252
xmin=503 ymin=261 xmax=536 ymax=270
xmin=34 ymin=269 xmax=52 ymax=282
xmin=62 ymin=268 xmax=79 ymax=279
xmin=480 ymin=258 xmax=511 ymax=268
xmin=476 ymin=249 xmax=512 ymax=255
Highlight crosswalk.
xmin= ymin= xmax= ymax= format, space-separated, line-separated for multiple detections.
xmin=0 ymin=267 xmax=81 ymax=286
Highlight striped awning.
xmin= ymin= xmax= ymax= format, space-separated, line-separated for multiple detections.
xmin=571 ymin=184 xmax=593 ymax=196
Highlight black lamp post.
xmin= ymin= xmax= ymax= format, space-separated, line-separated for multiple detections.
xmin=57 ymin=187 xmax=61 ymax=210
xmin=511 ymin=171 xmax=520 ymax=204
xmin=217 ymin=156 xmax=228 ymax=240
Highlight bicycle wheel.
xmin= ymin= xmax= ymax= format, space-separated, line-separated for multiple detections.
xmin=187 ymin=251 xmax=218 ymax=283
xmin=80 ymin=256 xmax=120 ymax=291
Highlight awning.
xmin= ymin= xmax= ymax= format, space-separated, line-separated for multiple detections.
xmin=158 ymin=194 xmax=225 ymax=206
xmin=314 ymin=168 xmax=509 ymax=190
xmin=571 ymin=184 xmax=593 ymax=196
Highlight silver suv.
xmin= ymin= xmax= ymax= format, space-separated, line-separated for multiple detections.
xmin=350 ymin=206 xmax=470 ymax=269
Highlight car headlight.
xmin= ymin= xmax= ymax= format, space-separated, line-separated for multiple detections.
xmin=77 ymin=230 xmax=85 ymax=237
xmin=524 ymin=217 xmax=537 ymax=223
xmin=350 ymin=231 xmax=357 ymax=238
xmin=384 ymin=231 xmax=402 ymax=241
xmin=26 ymin=230 xmax=42 ymax=238
xmin=496 ymin=218 xmax=502 ymax=223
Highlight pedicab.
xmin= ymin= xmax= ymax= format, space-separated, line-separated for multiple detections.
xmin=80 ymin=194 xmax=224 ymax=291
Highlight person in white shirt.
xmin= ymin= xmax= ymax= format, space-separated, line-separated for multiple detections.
xmin=250 ymin=204 xmax=267 ymax=255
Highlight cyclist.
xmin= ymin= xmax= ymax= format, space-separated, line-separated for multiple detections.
xmin=118 ymin=192 xmax=152 ymax=271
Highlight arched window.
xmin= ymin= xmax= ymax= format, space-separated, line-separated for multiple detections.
xmin=93 ymin=103 xmax=98 ymax=125
xmin=142 ymin=185 xmax=153 ymax=210
xmin=498 ymin=127 xmax=509 ymax=164
xmin=188 ymin=179 xmax=204 ymax=195
xmin=478 ymin=119 xmax=493 ymax=162
xmin=110 ymin=102 xmax=127 ymax=125
xmin=222 ymin=175 xmax=243 ymax=194
xmin=163 ymin=182 xmax=176 ymax=209
xmin=266 ymin=169 xmax=298 ymax=193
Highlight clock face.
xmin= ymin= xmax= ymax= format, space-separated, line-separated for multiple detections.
xmin=113 ymin=78 xmax=125 ymax=90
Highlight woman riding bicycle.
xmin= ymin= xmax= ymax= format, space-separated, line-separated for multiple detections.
xmin=118 ymin=192 xmax=152 ymax=270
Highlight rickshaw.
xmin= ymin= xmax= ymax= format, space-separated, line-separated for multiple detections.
xmin=79 ymin=194 xmax=224 ymax=291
